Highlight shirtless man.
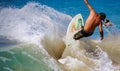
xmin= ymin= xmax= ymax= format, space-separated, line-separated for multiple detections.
xmin=73 ymin=0 xmax=106 ymax=40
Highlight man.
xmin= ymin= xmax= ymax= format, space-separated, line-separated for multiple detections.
xmin=73 ymin=0 xmax=106 ymax=40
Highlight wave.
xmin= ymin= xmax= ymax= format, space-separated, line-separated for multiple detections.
xmin=0 ymin=2 xmax=71 ymax=42
xmin=0 ymin=2 xmax=71 ymax=71
xmin=0 ymin=2 xmax=120 ymax=71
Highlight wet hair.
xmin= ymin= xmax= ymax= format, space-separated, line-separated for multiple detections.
xmin=99 ymin=12 xmax=106 ymax=21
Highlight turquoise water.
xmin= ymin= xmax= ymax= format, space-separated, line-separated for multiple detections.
xmin=0 ymin=44 xmax=54 ymax=71
xmin=0 ymin=0 xmax=120 ymax=71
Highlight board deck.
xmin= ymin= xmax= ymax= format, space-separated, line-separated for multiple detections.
xmin=66 ymin=14 xmax=84 ymax=46
xmin=66 ymin=14 xmax=84 ymax=36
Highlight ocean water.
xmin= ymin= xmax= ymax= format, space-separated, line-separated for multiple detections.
xmin=0 ymin=0 xmax=120 ymax=71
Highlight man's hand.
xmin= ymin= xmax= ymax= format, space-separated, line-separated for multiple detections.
xmin=101 ymin=36 xmax=104 ymax=40
xmin=84 ymin=0 xmax=88 ymax=1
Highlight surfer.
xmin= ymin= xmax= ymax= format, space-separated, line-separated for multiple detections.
xmin=73 ymin=0 xmax=106 ymax=40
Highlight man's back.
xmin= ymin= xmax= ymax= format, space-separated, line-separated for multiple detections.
xmin=84 ymin=10 xmax=102 ymax=34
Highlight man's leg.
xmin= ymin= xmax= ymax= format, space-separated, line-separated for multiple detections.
xmin=73 ymin=30 xmax=84 ymax=40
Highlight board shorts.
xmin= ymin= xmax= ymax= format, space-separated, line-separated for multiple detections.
xmin=73 ymin=29 xmax=93 ymax=40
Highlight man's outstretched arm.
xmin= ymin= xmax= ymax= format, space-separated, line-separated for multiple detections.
xmin=84 ymin=0 xmax=94 ymax=11
xmin=99 ymin=22 xmax=104 ymax=40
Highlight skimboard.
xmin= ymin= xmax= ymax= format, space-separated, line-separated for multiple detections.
xmin=66 ymin=14 xmax=84 ymax=46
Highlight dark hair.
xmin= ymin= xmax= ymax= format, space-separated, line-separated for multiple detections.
xmin=99 ymin=12 xmax=106 ymax=21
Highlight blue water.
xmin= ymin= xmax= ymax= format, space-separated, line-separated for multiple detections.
xmin=1 ymin=0 xmax=120 ymax=20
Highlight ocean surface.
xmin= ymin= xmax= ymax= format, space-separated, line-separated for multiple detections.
xmin=0 ymin=0 xmax=120 ymax=71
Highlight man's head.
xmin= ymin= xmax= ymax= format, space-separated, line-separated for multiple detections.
xmin=99 ymin=12 xmax=106 ymax=21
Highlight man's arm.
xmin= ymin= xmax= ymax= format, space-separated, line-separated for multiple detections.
xmin=99 ymin=22 xmax=104 ymax=40
xmin=84 ymin=0 xmax=93 ymax=11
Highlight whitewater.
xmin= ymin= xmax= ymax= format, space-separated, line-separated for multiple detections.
xmin=0 ymin=2 xmax=120 ymax=71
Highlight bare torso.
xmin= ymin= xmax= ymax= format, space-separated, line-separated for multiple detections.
xmin=84 ymin=10 xmax=102 ymax=34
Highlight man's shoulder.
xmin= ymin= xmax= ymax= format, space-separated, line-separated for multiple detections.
xmin=90 ymin=10 xmax=98 ymax=17
xmin=90 ymin=9 xmax=97 ymax=14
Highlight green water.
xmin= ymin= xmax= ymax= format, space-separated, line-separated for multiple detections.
xmin=0 ymin=44 xmax=59 ymax=71
xmin=0 ymin=35 xmax=120 ymax=71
